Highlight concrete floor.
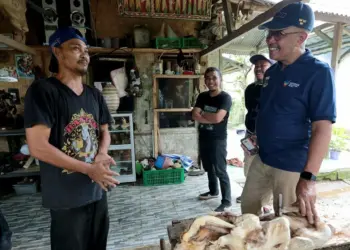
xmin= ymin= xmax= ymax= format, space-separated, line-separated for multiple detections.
xmin=1 ymin=166 xmax=350 ymax=250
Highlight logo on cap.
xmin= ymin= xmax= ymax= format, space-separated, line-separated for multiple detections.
xmin=299 ymin=18 xmax=307 ymax=25
xmin=276 ymin=11 xmax=287 ymax=18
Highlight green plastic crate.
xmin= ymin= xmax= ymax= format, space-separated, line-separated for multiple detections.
xmin=181 ymin=37 xmax=204 ymax=48
xmin=155 ymin=37 xmax=182 ymax=49
xmin=143 ymin=168 xmax=185 ymax=186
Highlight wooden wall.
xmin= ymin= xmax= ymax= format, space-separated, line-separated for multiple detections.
xmin=90 ymin=0 xmax=200 ymax=39
xmin=0 ymin=50 xmax=51 ymax=113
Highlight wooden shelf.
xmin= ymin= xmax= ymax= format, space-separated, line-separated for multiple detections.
xmin=0 ymin=166 xmax=40 ymax=179
xmin=22 ymin=46 xmax=202 ymax=54
xmin=0 ymin=129 xmax=25 ymax=137
xmin=153 ymin=74 xmax=203 ymax=79
xmin=155 ymin=108 xmax=192 ymax=112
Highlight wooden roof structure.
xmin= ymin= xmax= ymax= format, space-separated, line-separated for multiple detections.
xmin=201 ymin=0 xmax=350 ymax=73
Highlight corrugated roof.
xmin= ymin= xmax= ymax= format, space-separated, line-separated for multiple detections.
xmin=221 ymin=0 xmax=350 ymax=56
xmin=265 ymin=0 xmax=350 ymax=17
xmin=228 ymin=26 xmax=265 ymax=48
xmin=309 ymin=0 xmax=350 ymax=18
xmin=224 ymin=26 xmax=350 ymax=56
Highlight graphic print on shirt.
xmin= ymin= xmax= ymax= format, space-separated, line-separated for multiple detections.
xmin=283 ymin=80 xmax=300 ymax=88
xmin=61 ymin=109 xmax=98 ymax=174
xmin=199 ymin=105 xmax=218 ymax=131
xmin=262 ymin=76 xmax=270 ymax=87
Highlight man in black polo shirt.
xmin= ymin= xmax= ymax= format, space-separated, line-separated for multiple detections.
xmin=192 ymin=67 xmax=233 ymax=212
xmin=236 ymin=54 xmax=273 ymax=203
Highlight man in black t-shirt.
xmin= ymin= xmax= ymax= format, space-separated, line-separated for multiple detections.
xmin=236 ymin=54 xmax=273 ymax=204
xmin=192 ymin=67 xmax=232 ymax=212
xmin=24 ymin=27 xmax=119 ymax=250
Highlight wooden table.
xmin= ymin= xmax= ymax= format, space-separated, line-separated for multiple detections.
xmin=166 ymin=218 xmax=350 ymax=250
xmin=126 ymin=239 xmax=170 ymax=250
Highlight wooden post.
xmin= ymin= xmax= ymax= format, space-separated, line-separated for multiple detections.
xmin=314 ymin=29 xmax=333 ymax=46
xmin=331 ymin=23 xmax=344 ymax=73
xmin=153 ymin=77 xmax=159 ymax=157
xmin=222 ymin=0 xmax=234 ymax=34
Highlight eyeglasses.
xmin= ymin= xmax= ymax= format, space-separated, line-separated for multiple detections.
xmin=265 ymin=30 xmax=301 ymax=41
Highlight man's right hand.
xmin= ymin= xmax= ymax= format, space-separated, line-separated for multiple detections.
xmin=241 ymin=134 xmax=258 ymax=155
xmin=87 ymin=160 xmax=120 ymax=191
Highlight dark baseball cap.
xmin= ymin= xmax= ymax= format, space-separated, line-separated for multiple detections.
xmin=48 ymin=27 xmax=88 ymax=73
xmin=250 ymin=54 xmax=275 ymax=65
xmin=258 ymin=2 xmax=315 ymax=32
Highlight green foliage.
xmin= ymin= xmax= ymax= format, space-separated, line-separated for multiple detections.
xmin=329 ymin=127 xmax=350 ymax=152
xmin=223 ymin=55 xmax=253 ymax=128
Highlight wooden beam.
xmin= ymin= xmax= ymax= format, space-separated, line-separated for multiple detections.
xmin=0 ymin=34 xmax=36 ymax=55
xmin=314 ymin=29 xmax=333 ymax=46
xmin=343 ymin=26 xmax=350 ymax=37
xmin=315 ymin=12 xmax=350 ymax=25
xmin=222 ymin=0 xmax=235 ymax=33
xmin=331 ymin=23 xmax=344 ymax=73
xmin=221 ymin=44 xmax=258 ymax=52
xmin=153 ymin=74 xmax=203 ymax=79
xmin=154 ymin=108 xmax=193 ymax=112
xmin=153 ymin=77 xmax=159 ymax=157
xmin=200 ymin=0 xmax=302 ymax=57
xmin=340 ymin=48 xmax=350 ymax=63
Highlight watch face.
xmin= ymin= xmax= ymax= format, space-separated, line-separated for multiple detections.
xmin=301 ymin=171 xmax=316 ymax=181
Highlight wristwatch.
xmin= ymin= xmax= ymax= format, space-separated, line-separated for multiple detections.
xmin=300 ymin=171 xmax=317 ymax=181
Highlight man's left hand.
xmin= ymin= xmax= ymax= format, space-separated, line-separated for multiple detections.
xmin=94 ymin=152 xmax=116 ymax=167
xmin=94 ymin=152 xmax=118 ymax=189
xmin=296 ymin=178 xmax=319 ymax=225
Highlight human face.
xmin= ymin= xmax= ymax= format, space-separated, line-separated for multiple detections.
xmin=54 ymin=39 xmax=89 ymax=75
xmin=265 ymin=27 xmax=307 ymax=62
xmin=254 ymin=60 xmax=271 ymax=80
xmin=205 ymin=70 xmax=221 ymax=92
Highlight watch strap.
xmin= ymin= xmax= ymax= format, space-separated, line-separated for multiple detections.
xmin=300 ymin=171 xmax=316 ymax=181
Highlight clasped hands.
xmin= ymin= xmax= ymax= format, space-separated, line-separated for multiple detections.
xmin=87 ymin=152 xmax=120 ymax=191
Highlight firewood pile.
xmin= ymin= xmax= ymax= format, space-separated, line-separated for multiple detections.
xmin=173 ymin=207 xmax=337 ymax=250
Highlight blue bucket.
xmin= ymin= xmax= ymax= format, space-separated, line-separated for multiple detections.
xmin=155 ymin=156 xmax=166 ymax=169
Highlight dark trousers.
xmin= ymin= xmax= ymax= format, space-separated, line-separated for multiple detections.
xmin=199 ymin=139 xmax=232 ymax=205
xmin=0 ymin=209 xmax=12 ymax=250
xmin=50 ymin=193 xmax=109 ymax=250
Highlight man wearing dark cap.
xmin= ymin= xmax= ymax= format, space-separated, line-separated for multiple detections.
xmin=24 ymin=27 xmax=119 ymax=250
xmin=236 ymin=54 xmax=273 ymax=204
xmin=241 ymin=2 xmax=336 ymax=226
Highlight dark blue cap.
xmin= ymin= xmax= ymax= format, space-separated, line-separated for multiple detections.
xmin=49 ymin=26 xmax=87 ymax=49
xmin=48 ymin=27 xmax=87 ymax=73
xmin=250 ymin=54 xmax=275 ymax=65
xmin=258 ymin=2 xmax=315 ymax=31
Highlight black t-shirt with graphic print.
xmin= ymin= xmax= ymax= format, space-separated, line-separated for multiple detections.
xmin=194 ymin=91 xmax=232 ymax=141
xmin=24 ymin=77 xmax=112 ymax=210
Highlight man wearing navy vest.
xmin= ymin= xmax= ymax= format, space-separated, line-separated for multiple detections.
xmin=240 ymin=2 xmax=336 ymax=226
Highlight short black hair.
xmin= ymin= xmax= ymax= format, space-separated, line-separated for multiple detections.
xmin=204 ymin=67 xmax=222 ymax=80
